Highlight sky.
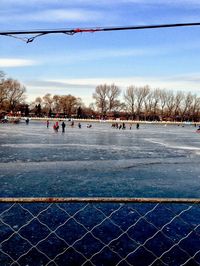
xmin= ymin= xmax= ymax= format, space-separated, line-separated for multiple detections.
xmin=1 ymin=0 xmax=200 ymax=105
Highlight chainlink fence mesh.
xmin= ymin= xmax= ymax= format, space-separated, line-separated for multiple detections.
xmin=0 ymin=197 xmax=200 ymax=266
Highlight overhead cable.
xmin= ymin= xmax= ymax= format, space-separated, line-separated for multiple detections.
xmin=1 ymin=22 xmax=200 ymax=43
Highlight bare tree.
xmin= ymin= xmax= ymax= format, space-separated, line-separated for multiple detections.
xmin=143 ymin=88 xmax=160 ymax=120
xmin=93 ymin=84 xmax=109 ymax=116
xmin=0 ymin=72 xmax=8 ymax=108
xmin=53 ymin=95 xmax=61 ymax=113
xmin=165 ymin=91 xmax=175 ymax=118
xmin=159 ymin=90 xmax=168 ymax=117
xmin=135 ymin=85 xmax=150 ymax=117
xmin=4 ymin=78 xmax=26 ymax=111
xmin=59 ymin=95 xmax=78 ymax=117
xmin=191 ymin=95 xmax=200 ymax=121
xmin=0 ymin=79 xmax=8 ymax=108
xmin=0 ymin=71 xmax=5 ymax=83
xmin=76 ymin=97 xmax=85 ymax=109
xmin=124 ymin=86 xmax=136 ymax=119
xmin=180 ymin=92 xmax=193 ymax=121
xmin=0 ymin=71 xmax=5 ymax=82
xmin=151 ymin=89 xmax=161 ymax=118
xmin=43 ymin=93 xmax=53 ymax=110
xmin=174 ymin=91 xmax=184 ymax=118
xmin=35 ymin=97 xmax=42 ymax=105
xmin=144 ymin=89 xmax=154 ymax=119
xmin=106 ymin=84 xmax=121 ymax=112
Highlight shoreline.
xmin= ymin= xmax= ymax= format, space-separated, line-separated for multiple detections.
xmin=7 ymin=116 xmax=200 ymax=125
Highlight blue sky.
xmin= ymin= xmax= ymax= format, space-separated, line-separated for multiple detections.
xmin=1 ymin=0 xmax=200 ymax=105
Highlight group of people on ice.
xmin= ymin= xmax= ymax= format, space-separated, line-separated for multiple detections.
xmin=48 ymin=120 xmax=140 ymax=132
xmin=111 ymin=122 xmax=140 ymax=130
xmin=47 ymin=120 xmax=91 ymax=132
xmin=52 ymin=121 xmax=66 ymax=132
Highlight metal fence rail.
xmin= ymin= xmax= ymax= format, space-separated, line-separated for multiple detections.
xmin=0 ymin=197 xmax=200 ymax=266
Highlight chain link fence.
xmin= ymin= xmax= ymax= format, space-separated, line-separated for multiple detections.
xmin=0 ymin=197 xmax=200 ymax=266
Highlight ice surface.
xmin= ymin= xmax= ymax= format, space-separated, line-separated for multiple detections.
xmin=0 ymin=121 xmax=200 ymax=197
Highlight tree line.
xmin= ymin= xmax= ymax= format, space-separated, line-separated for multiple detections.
xmin=0 ymin=71 xmax=200 ymax=121
xmin=0 ymin=71 xmax=26 ymax=112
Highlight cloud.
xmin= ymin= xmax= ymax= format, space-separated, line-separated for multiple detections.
xmin=1 ymin=0 xmax=200 ymax=6
xmin=120 ymin=0 xmax=200 ymax=5
xmin=0 ymin=58 xmax=37 ymax=68
xmin=26 ymin=80 xmax=94 ymax=89
xmin=45 ymin=47 xmax=162 ymax=65
xmin=19 ymin=9 xmax=104 ymax=23
xmin=1 ymin=1 xmax=200 ymax=26
xmin=25 ymin=74 xmax=200 ymax=104
xmin=26 ymin=74 xmax=200 ymax=92
xmin=0 ymin=8 xmax=114 ymax=24
xmin=25 ymin=79 xmax=95 ymax=103
xmin=165 ymin=73 xmax=200 ymax=85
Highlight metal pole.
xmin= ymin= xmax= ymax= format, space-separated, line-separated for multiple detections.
xmin=0 ymin=197 xmax=199 ymax=203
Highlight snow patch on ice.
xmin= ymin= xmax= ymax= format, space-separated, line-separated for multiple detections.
xmin=145 ymin=138 xmax=200 ymax=151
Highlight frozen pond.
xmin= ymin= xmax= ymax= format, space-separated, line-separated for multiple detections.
xmin=0 ymin=120 xmax=200 ymax=198
xmin=0 ymin=120 xmax=200 ymax=266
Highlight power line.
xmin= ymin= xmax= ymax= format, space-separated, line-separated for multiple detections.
xmin=1 ymin=22 xmax=200 ymax=43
